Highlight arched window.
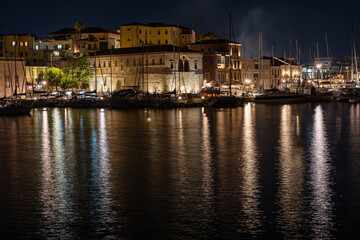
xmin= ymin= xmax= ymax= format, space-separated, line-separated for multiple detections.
xmin=159 ymin=58 xmax=163 ymax=65
xmin=152 ymin=59 xmax=155 ymax=65
xmin=178 ymin=59 xmax=183 ymax=72
xmin=184 ymin=59 xmax=189 ymax=72
xmin=103 ymin=61 xmax=106 ymax=67
xmin=170 ymin=60 xmax=174 ymax=70
xmin=194 ymin=60 xmax=198 ymax=70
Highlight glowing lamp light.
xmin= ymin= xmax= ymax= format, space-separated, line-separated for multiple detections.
xmin=316 ymin=64 xmax=322 ymax=69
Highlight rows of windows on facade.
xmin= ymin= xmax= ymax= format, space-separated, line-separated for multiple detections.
xmin=94 ymin=58 xmax=198 ymax=72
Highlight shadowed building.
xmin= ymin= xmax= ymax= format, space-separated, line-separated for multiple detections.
xmin=89 ymin=45 xmax=203 ymax=94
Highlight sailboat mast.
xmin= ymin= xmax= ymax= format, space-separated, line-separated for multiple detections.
xmin=272 ymin=45 xmax=275 ymax=88
xmin=2 ymin=36 xmax=6 ymax=98
xmin=258 ymin=32 xmax=261 ymax=91
xmin=229 ymin=13 xmax=232 ymax=97
xmin=352 ymin=21 xmax=359 ymax=85
xmin=95 ymin=51 xmax=97 ymax=94
xmin=14 ymin=35 xmax=17 ymax=98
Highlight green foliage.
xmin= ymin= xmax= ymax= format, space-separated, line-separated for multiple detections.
xmin=46 ymin=67 xmax=64 ymax=90
xmin=62 ymin=55 xmax=91 ymax=89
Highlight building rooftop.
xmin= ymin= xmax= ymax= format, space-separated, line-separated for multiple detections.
xmin=92 ymin=45 xmax=200 ymax=56
xmin=49 ymin=27 xmax=119 ymax=35
xmin=190 ymin=39 xmax=240 ymax=45
xmin=121 ymin=22 xmax=192 ymax=31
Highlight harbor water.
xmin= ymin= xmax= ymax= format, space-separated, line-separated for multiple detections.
xmin=0 ymin=103 xmax=359 ymax=239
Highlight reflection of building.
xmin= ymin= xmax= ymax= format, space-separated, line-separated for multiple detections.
xmin=188 ymin=39 xmax=241 ymax=87
xmin=0 ymin=58 xmax=27 ymax=96
xmin=120 ymin=22 xmax=197 ymax=48
xmin=48 ymin=27 xmax=120 ymax=55
xmin=89 ymin=45 xmax=203 ymax=93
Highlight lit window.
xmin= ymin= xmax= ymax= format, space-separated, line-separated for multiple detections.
xmin=35 ymin=45 xmax=39 ymax=50
xmin=25 ymin=42 xmax=28 ymax=46
xmin=12 ymin=41 xmax=16 ymax=46
xmin=57 ymin=45 xmax=63 ymax=50
xmin=20 ymin=42 xmax=24 ymax=47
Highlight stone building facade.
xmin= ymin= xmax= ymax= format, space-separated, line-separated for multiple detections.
xmin=0 ymin=58 xmax=27 ymax=97
xmin=89 ymin=45 xmax=203 ymax=94
xmin=188 ymin=39 xmax=242 ymax=88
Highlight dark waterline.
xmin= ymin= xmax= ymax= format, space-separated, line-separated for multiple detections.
xmin=0 ymin=103 xmax=359 ymax=239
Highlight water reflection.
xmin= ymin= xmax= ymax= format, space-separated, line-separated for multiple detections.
xmin=40 ymin=108 xmax=74 ymax=237
xmin=239 ymin=103 xmax=262 ymax=234
xmin=277 ymin=105 xmax=306 ymax=238
xmin=200 ymin=108 xmax=215 ymax=232
xmin=309 ymin=105 xmax=334 ymax=239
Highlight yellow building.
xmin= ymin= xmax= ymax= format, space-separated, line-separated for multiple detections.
xmin=120 ymin=22 xmax=197 ymax=48
xmin=0 ymin=34 xmax=44 ymax=64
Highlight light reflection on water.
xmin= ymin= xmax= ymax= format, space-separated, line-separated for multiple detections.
xmin=1 ymin=104 xmax=359 ymax=239
xmin=277 ymin=105 xmax=306 ymax=238
xmin=309 ymin=105 xmax=334 ymax=239
xmin=239 ymin=103 xmax=262 ymax=235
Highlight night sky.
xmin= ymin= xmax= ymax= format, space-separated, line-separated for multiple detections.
xmin=1 ymin=0 xmax=360 ymax=61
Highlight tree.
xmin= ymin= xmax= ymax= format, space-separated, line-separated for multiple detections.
xmin=46 ymin=67 xmax=64 ymax=91
xmin=73 ymin=22 xmax=86 ymax=40
xmin=62 ymin=55 xmax=91 ymax=89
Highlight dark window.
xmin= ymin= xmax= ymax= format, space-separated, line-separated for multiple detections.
xmin=165 ymin=40 xmax=168 ymax=44
xmin=194 ymin=61 xmax=198 ymax=70
xmin=254 ymin=64 xmax=259 ymax=69
xmin=178 ymin=59 xmax=183 ymax=71
xmin=158 ymin=31 xmax=160 ymax=35
xmin=159 ymin=58 xmax=162 ymax=65
xmin=158 ymin=40 xmax=160 ymax=44
xmin=184 ymin=60 xmax=189 ymax=72
xmin=152 ymin=59 xmax=155 ymax=65
xmin=165 ymin=30 xmax=168 ymax=35
xmin=170 ymin=61 xmax=174 ymax=69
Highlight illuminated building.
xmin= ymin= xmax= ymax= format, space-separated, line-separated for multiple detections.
xmin=188 ymin=39 xmax=242 ymax=88
xmin=0 ymin=34 xmax=45 ymax=65
xmin=0 ymin=58 xmax=27 ymax=96
xmin=89 ymin=45 xmax=203 ymax=94
xmin=48 ymin=27 xmax=120 ymax=55
xmin=119 ymin=22 xmax=197 ymax=48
